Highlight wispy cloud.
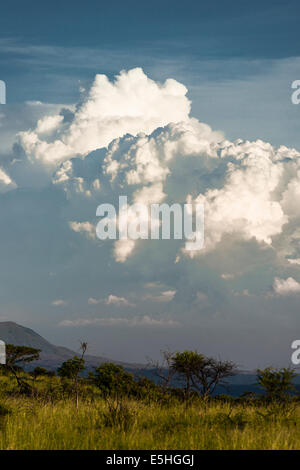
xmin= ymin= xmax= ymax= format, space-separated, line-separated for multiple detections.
xmin=88 ymin=295 xmax=135 ymax=307
xmin=143 ymin=290 xmax=176 ymax=303
xmin=51 ymin=299 xmax=67 ymax=307
xmin=59 ymin=315 xmax=180 ymax=327
xmin=69 ymin=221 xmax=96 ymax=240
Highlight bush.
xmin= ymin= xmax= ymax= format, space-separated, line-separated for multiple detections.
xmin=102 ymin=398 xmax=136 ymax=431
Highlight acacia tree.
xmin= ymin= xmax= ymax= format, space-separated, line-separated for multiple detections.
xmin=91 ymin=362 xmax=135 ymax=399
xmin=257 ymin=367 xmax=298 ymax=402
xmin=171 ymin=350 xmax=236 ymax=401
xmin=31 ymin=367 xmax=55 ymax=379
xmin=170 ymin=351 xmax=200 ymax=400
xmin=57 ymin=342 xmax=87 ymax=409
xmin=5 ymin=344 xmax=41 ymax=394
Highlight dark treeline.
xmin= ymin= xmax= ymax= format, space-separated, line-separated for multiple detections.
xmin=1 ymin=343 xmax=299 ymax=412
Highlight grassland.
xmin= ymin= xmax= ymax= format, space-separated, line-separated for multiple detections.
xmin=0 ymin=368 xmax=299 ymax=450
xmin=0 ymin=395 xmax=300 ymax=450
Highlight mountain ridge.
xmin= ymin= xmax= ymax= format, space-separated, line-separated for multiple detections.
xmin=0 ymin=321 xmax=144 ymax=370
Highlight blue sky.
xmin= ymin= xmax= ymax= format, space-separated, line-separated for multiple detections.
xmin=0 ymin=1 xmax=300 ymax=368
xmin=1 ymin=0 xmax=300 ymax=56
xmin=1 ymin=0 xmax=300 ymax=148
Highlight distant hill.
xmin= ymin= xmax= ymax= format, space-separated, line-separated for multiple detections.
xmin=0 ymin=321 xmax=142 ymax=370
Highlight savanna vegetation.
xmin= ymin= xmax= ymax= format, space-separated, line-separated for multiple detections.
xmin=0 ymin=344 xmax=299 ymax=450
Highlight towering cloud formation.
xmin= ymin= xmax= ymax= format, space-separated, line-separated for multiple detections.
xmin=6 ymin=68 xmax=300 ymax=300
xmin=56 ymin=117 xmax=300 ymax=268
xmin=18 ymin=68 xmax=190 ymax=167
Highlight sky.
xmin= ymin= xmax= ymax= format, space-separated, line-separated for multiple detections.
xmin=0 ymin=0 xmax=300 ymax=368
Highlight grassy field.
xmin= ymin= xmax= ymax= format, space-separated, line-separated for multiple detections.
xmin=0 ymin=395 xmax=299 ymax=450
xmin=0 ymin=363 xmax=299 ymax=451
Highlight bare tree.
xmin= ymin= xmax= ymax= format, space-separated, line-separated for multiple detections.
xmin=57 ymin=341 xmax=88 ymax=409
xmin=147 ymin=349 xmax=176 ymax=393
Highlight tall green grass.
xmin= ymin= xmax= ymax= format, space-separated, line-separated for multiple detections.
xmin=0 ymin=397 xmax=299 ymax=450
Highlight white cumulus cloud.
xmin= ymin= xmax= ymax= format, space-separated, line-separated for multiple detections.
xmin=273 ymin=277 xmax=300 ymax=295
xmin=18 ymin=68 xmax=190 ymax=167
xmin=56 ymin=115 xmax=300 ymax=265
xmin=69 ymin=221 xmax=96 ymax=240
xmin=8 ymin=67 xmax=300 ymax=306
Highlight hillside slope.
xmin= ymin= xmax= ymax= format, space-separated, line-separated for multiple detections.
xmin=0 ymin=321 xmax=141 ymax=370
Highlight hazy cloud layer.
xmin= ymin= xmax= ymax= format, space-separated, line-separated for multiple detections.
xmin=59 ymin=315 xmax=180 ymax=327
